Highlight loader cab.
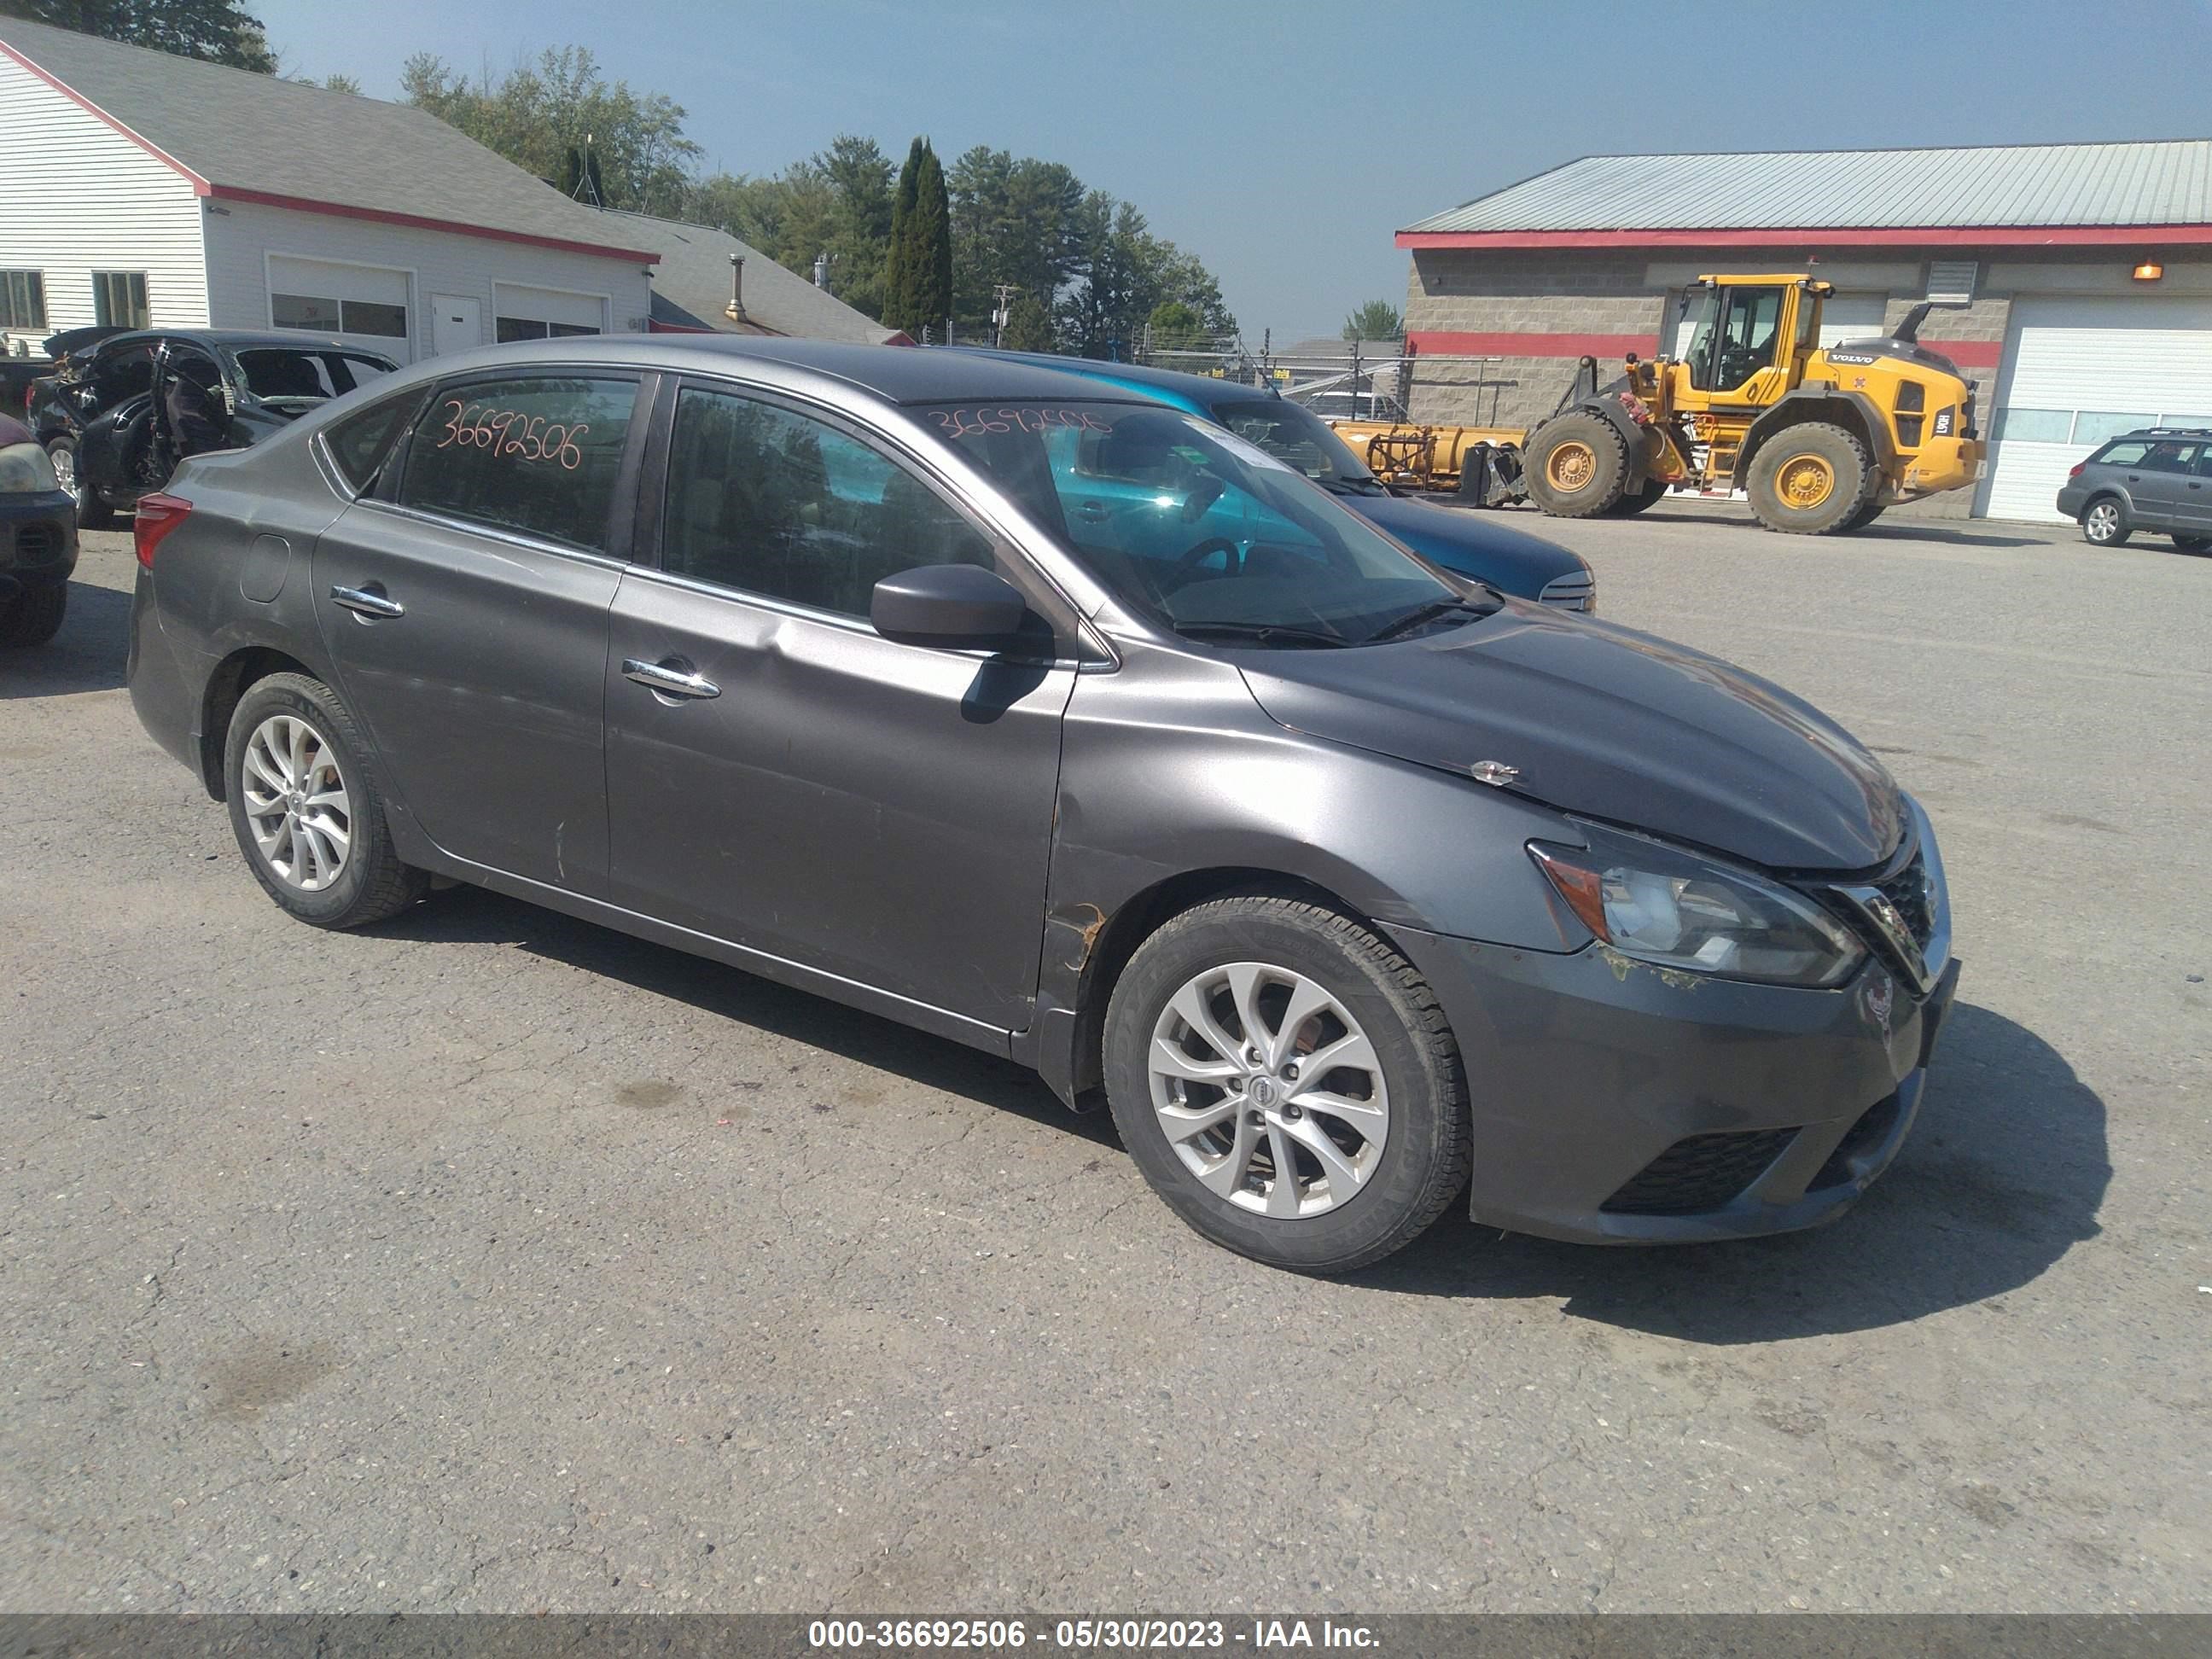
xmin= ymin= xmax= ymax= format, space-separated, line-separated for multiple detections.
xmin=1678 ymin=276 xmax=1828 ymax=401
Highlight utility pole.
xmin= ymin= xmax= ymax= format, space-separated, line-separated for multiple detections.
xmin=991 ymin=284 xmax=1016 ymax=348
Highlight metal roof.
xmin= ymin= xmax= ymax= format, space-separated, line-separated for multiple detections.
xmin=0 ymin=18 xmax=656 ymax=261
xmin=605 ymin=212 xmax=905 ymax=346
xmin=1405 ymin=141 xmax=2212 ymax=234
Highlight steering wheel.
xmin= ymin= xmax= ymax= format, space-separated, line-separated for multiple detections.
xmin=1161 ymin=536 xmax=1243 ymax=593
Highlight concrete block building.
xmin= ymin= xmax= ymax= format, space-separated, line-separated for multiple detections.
xmin=1398 ymin=143 xmax=2212 ymax=519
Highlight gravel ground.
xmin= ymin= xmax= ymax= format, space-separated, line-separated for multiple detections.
xmin=1 ymin=509 xmax=2205 ymax=1615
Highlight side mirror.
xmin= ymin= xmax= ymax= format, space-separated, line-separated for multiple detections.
xmin=870 ymin=563 xmax=1029 ymax=651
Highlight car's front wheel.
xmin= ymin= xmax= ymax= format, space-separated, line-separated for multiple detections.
xmin=1103 ymin=894 xmax=1470 ymax=1273
xmin=223 ymin=672 xmax=428 ymax=929
xmin=0 ymin=582 xmax=67 ymax=646
xmin=2081 ymin=498 xmax=2130 ymax=546
xmin=2172 ymin=533 xmax=2210 ymax=554
xmin=45 ymin=437 xmax=113 ymax=530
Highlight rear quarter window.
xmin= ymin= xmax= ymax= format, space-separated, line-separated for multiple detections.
xmin=323 ymin=390 xmax=426 ymax=494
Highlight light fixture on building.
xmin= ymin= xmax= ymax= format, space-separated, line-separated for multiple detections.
xmin=2133 ymin=261 xmax=2164 ymax=282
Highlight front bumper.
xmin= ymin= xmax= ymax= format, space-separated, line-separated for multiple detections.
xmin=0 ymin=488 xmax=78 ymax=598
xmin=1393 ymin=924 xmax=1959 ymax=1245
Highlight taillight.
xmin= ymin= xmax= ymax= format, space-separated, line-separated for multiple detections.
xmin=133 ymin=492 xmax=193 ymax=568
xmin=2067 ymin=463 xmax=2085 ymax=479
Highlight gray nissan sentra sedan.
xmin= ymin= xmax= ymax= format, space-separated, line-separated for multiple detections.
xmin=126 ymin=336 xmax=1959 ymax=1273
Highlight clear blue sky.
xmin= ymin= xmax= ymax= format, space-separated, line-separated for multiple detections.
xmin=259 ymin=0 xmax=2211 ymax=344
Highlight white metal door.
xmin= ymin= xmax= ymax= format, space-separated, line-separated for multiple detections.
xmin=430 ymin=294 xmax=481 ymax=358
xmin=1982 ymin=294 xmax=2212 ymax=521
xmin=1815 ymin=294 xmax=1889 ymax=348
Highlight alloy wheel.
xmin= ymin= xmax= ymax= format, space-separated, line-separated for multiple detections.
xmin=2085 ymin=502 xmax=2120 ymax=544
xmin=239 ymin=713 xmax=352 ymax=891
xmin=1147 ymin=961 xmax=1390 ymax=1218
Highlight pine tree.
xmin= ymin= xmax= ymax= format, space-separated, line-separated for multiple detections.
xmin=912 ymin=142 xmax=953 ymax=342
xmin=882 ymin=137 xmax=926 ymax=335
xmin=1002 ymin=291 xmax=1054 ymax=352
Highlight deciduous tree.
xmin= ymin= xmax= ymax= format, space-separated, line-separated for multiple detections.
xmin=3 ymin=0 xmax=276 ymax=70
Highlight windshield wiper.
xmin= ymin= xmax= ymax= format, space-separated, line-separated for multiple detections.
xmin=1169 ymin=620 xmax=1349 ymax=649
xmin=1362 ymin=597 xmax=1496 ymax=645
xmin=1317 ymin=477 xmax=1387 ymax=497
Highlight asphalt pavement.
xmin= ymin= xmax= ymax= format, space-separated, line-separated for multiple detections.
xmin=2 ymin=506 xmax=2206 ymax=1614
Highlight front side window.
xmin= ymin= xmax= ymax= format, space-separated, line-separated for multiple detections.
xmin=93 ymin=344 xmax=156 ymax=403
xmin=396 ymin=375 xmax=638 ymax=552
xmin=661 ymin=386 xmax=995 ymax=617
xmin=1 ymin=270 xmax=45 ymax=331
xmin=94 ymin=271 xmax=149 ymax=329
xmin=928 ymin=400 xmax=1458 ymax=647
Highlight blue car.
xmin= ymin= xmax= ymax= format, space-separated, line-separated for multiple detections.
xmin=963 ymin=352 xmax=1594 ymax=612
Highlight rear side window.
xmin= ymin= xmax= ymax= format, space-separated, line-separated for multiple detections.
xmin=397 ymin=376 xmax=637 ymax=552
xmin=324 ymin=391 xmax=422 ymax=494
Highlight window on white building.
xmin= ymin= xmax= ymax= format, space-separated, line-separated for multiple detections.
xmin=494 ymin=317 xmax=601 ymax=342
xmin=1 ymin=271 xmax=46 ymax=331
xmin=93 ymin=271 xmax=149 ymax=329
xmin=271 ymin=292 xmax=408 ymax=339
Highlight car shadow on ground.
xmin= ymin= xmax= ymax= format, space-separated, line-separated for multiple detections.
xmin=0 ymin=579 xmax=131 ymax=699
xmin=369 ymin=883 xmax=1121 ymax=1150
xmin=1354 ymin=1000 xmax=2109 ymax=1342
xmin=381 ymin=884 xmax=2104 ymax=1336
xmin=1613 ymin=509 xmax=2048 ymax=550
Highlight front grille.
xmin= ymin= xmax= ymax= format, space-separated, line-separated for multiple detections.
xmin=1875 ymin=850 xmax=1936 ymax=952
xmin=14 ymin=521 xmax=57 ymax=563
xmin=1538 ymin=570 xmax=1595 ymax=611
xmin=1600 ymin=1128 xmax=1798 ymax=1216
xmin=1810 ymin=1093 xmax=1903 ymax=1190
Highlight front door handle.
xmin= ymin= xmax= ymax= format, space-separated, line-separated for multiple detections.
xmin=329 ymin=583 xmax=404 ymax=620
xmin=1076 ymin=500 xmax=1109 ymax=522
xmin=622 ymin=657 xmax=720 ymax=700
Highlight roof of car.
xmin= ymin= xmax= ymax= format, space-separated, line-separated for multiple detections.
xmin=81 ymin=329 xmax=399 ymax=358
xmin=960 ymin=349 xmax=1279 ymax=410
xmin=416 ymin=335 xmax=1163 ymax=408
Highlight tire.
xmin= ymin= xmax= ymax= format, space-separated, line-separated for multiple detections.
xmin=0 ymin=582 xmax=67 ymax=647
xmin=1522 ymin=412 xmax=1629 ymax=518
xmin=222 ymin=672 xmax=428 ymax=929
xmin=1103 ymin=894 xmax=1470 ymax=1274
xmin=1842 ymin=500 xmax=1885 ymax=533
xmin=46 ymin=437 xmax=113 ymax=529
xmin=1745 ymin=422 xmax=1875 ymax=535
xmin=2080 ymin=497 xmax=2129 ymax=547
xmin=2171 ymin=533 xmax=2209 ymax=554
xmin=1600 ymin=479 xmax=1669 ymax=517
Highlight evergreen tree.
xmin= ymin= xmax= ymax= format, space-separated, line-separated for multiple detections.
xmin=911 ymin=142 xmax=953 ymax=342
xmin=1001 ymin=291 xmax=1053 ymax=352
xmin=882 ymin=137 xmax=926 ymax=336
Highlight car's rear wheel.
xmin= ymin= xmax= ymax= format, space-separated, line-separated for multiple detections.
xmin=2081 ymin=498 xmax=2130 ymax=546
xmin=223 ymin=672 xmax=427 ymax=929
xmin=1103 ymin=894 xmax=1470 ymax=1273
xmin=45 ymin=437 xmax=113 ymax=529
xmin=0 ymin=582 xmax=67 ymax=647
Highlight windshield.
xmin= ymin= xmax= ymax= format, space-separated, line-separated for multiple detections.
xmin=923 ymin=400 xmax=1460 ymax=647
xmin=1213 ymin=398 xmax=1378 ymax=487
xmin=232 ymin=348 xmax=395 ymax=402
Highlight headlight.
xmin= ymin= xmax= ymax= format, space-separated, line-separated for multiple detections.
xmin=1529 ymin=822 xmax=1866 ymax=988
xmin=0 ymin=441 xmax=61 ymax=495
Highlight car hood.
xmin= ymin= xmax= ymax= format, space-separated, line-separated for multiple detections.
xmin=1342 ymin=491 xmax=1586 ymax=592
xmin=1237 ymin=603 xmax=1903 ymax=871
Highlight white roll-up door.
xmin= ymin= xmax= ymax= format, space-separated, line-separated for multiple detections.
xmin=267 ymin=255 xmax=411 ymax=352
xmin=492 ymin=282 xmax=608 ymax=342
xmin=1983 ymin=294 xmax=2212 ymax=521
xmin=1814 ymin=294 xmax=1890 ymax=348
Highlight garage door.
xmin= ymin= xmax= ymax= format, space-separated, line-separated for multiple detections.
xmin=1982 ymin=295 xmax=2212 ymax=521
xmin=267 ymin=255 xmax=412 ymax=355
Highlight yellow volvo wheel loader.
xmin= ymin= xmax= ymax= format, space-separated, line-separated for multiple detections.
xmin=1336 ymin=275 xmax=1985 ymax=534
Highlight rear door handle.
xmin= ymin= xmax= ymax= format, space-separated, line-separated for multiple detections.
xmin=1076 ymin=501 xmax=1109 ymax=522
xmin=622 ymin=657 xmax=720 ymax=700
xmin=329 ymin=583 xmax=404 ymax=620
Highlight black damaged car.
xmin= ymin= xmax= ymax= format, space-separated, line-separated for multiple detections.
xmin=28 ymin=329 xmax=397 ymax=527
xmin=0 ymin=410 xmax=78 ymax=646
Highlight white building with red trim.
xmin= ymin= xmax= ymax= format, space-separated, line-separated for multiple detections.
xmin=0 ymin=18 xmax=658 ymax=365
xmin=1398 ymin=143 xmax=2212 ymax=519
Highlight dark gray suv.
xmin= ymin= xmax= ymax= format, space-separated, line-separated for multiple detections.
xmin=125 ymin=336 xmax=1957 ymax=1273
xmin=2054 ymin=427 xmax=2212 ymax=550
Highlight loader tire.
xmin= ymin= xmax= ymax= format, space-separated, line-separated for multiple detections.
xmin=1523 ymin=414 xmax=1628 ymax=518
xmin=1747 ymin=423 xmax=1875 ymax=535
xmin=1601 ymin=479 xmax=1669 ymax=517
